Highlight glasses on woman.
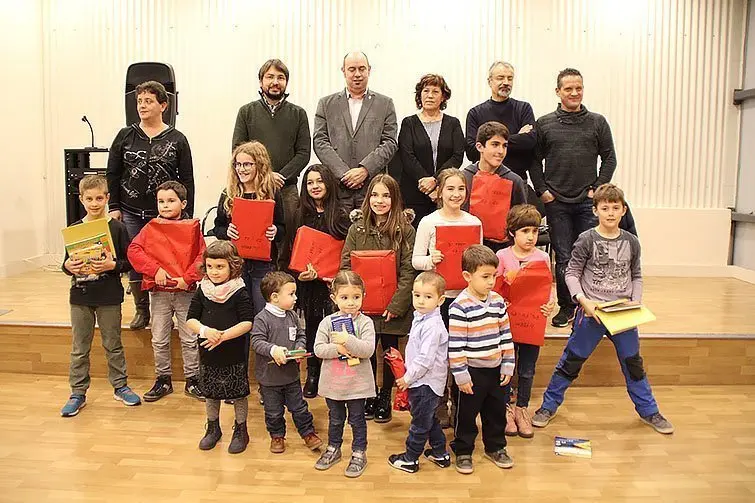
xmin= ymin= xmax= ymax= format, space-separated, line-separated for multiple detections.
xmin=234 ymin=161 xmax=255 ymax=171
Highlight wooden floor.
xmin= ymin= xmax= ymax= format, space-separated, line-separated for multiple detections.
xmin=0 ymin=373 xmax=753 ymax=502
xmin=1 ymin=269 xmax=755 ymax=335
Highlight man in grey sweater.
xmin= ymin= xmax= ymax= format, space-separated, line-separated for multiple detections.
xmin=529 ymin=68 xmax=617 ymax=327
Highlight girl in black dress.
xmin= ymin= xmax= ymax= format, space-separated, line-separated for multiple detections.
xmin=187 ymin=241 xmax=254 ymax=454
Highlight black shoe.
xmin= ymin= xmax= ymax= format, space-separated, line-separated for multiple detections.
xmin=129 ymin=282 xmax=150 ymax=329
xmin=551 ymin=306 xmax=576 ymax=328
xmin=129 ymin=309 xmax=150 ymax=330
xmin=374 ymin=388 xmax=392 ymax=423
xmin=423 ymin=449 xmax=451 ymax=468
xmin=388 ymin=453 xmax=419 ymax=473
xmin=199 ymin=419 xmax=222 ymax=450
xmin=143 ymin=376 xmax=173 ymax=402
xmin=303 ymin=371 xmax=319 ymax=399
xmin=184 ymin=377 xmax=205 ymax=401
xmin=364 ymin=397 xmax=376 ymax=420
xmin=228 ymin=421 xmax=249 ymax=454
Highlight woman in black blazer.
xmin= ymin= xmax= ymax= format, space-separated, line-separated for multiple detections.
xmin=395 ymin=74 xmax=465 ymax=226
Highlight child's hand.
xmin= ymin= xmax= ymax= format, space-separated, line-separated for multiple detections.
xmin=227 ymin=223 xmax=240 ymax=240
xmin=174 ymin=277 xmax=189 ymax=290
xmin=265 ymin=225 xmax=277 ymax=241
xmin=458 ymin=382 xmax=474 ymax=395
xmin=64 ymin=257 xmax=84 ymax=275
xmin=271 ymin=346 xmax=288 ymax=366
xmin=579 ymin=297 xmax=600 ymax=320
xmin=298 ymin=263 xmax=317 ymax=282
xmin=335 ymin=344 xmax=352 ymax=357
xmin=331 ymin=329 xmax=349 ymax=345
xmin=541 ymin=301 xmax=555 ymax=317
xmin=500 ymin=375 xmax=512 ymax=386
xmin=396 ymin=377 xmax=408 ymax=391
xmin=154 ymin=267 xmax=169 ymax=286
xmin=200 ymin=330 xmax=225 ymax=350
xmin=430 ymin=249 xmax=444 ymax=265
xmin=90 ymin=252 xmax=115 ymax=274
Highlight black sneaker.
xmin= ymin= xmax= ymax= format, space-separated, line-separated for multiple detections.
xmin=423 ymin=449 xmax=451 ymax=468
xmin=551 ymin=306 xmax=576 ymax=328
xmin=364 ymin=397 xmax=376 ymax=420
xmin=374 ymin=389 xmax=392 ymax=423
xmin=184 ymin=377 xmax=205 ymax=402
xmin=388 ymin=453 xmax=419 ymax=473
xmin=143 ymin=376 xmax=173 ymax=402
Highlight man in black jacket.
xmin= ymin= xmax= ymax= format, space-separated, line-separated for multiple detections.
xmin=107 ymin=81 xmax=194 ymax=330
xmin=529 ymin=68 xmax=617 ymax=327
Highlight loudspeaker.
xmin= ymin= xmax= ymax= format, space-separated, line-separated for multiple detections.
xmin=125 ymin=62 xmax=178 ymax=126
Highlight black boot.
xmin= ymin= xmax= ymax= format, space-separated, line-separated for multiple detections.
xmin=303 ymin=368 xmax=319 ymax=399
xmin=228 ymin=421 xmax=249 ymax=454
xmin=199 ymin=419 xmax=222 ymax=450
xmin=129 ymin=281 xmax=150 ymax=330
xmin=364 ymin=397 xmax=376 ymax=420
xmin=374 ymin=387 xmax=392 ymax=423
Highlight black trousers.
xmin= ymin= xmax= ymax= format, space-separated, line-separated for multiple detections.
xmin=450 ymin=367 xmax=508 ymax=456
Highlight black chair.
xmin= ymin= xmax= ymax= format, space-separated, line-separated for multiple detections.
xmin=201 ymin=206 xmax=218 ymax=237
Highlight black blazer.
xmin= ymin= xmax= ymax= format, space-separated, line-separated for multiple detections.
xmin=394 ymin=113 xmax=465 ymax=206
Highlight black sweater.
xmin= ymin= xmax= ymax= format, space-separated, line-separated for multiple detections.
xmin=529 ymin=105 xmax=617 ymax=203
xmin=106 ymin=124 xmax=195 ymax=217
xmin=465 ymin=98 xmax=536 ymax=181
xmin=62 ymin=218 xmax=132 ymax=306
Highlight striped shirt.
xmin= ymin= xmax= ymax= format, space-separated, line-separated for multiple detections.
xmin=448 ymin=288 xmax=515 ymax=385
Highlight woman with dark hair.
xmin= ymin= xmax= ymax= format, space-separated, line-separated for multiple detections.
xmin=394 ymin=74 xmax=465 ymax=227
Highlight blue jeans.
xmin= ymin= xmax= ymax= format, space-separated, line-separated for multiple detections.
xmin=121 ymin=211 xmax=153 ymax=282
xmin=503 ymin=342 xmax=541 ymax=408
xmin=260 ymin=381 xmax=315 ymax=438
xmin=406 ymin=385 xmax=447 ymax=461
xmin=325 ymin=398 xmax=367 ymax=451
xmin=540 ymin=309 xmax=659 ymax=418
xmin=242 ymin=260 xmax=273 ymax=317
xmin=544 ymin=199 xmax=597 ymax=309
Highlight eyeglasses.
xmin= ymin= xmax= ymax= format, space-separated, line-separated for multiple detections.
xmin=234 ymin=162 xmax=255 ymax=171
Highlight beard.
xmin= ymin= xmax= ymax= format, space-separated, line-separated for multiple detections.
xmin=263 ymin=86 xmax=285 ymax=101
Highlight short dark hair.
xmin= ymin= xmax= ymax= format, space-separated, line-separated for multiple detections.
xmin=79 ymin=174 xmax=108 ymax=194
xmin=507 ymin=204 xmax=542 ymax=236
xmin=592 ymin=183 xmax=627 ymax=208
xmin=476 ymin=121 xmax=510 ymax=145
xmin=156 ymin=181 xmax=187 ymax=202
xmin=201 ymin=241 xmax=244 ymax=279
xmin=557 ymin=68 xmax=583 ymax=89
xmin=414 ymin=271 xmax=446 ymax=296
xmin=461 ymin=245 xmax=499 ymax=274
xmin=135 ymin=80 xmax=169 ymax=104
xmin=414 ymin=74 xmax=451 ymax=110
xmin=258 ymin=59 xmax=290 ymax=81
xmin=260 ymin=271 xmax=296 ymax=301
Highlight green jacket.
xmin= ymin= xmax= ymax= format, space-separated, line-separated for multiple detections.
xmin=340 ymin=209 xmax=417 ymax=335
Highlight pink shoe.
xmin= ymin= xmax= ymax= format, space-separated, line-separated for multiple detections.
xmin=505 ymin=404 xmax=518 ymax=436
xmin=515 ymin=406 xmax=534 ymax=438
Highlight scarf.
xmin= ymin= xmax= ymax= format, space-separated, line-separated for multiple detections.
xmin=200 ymin=277 xmax=245 ymax=303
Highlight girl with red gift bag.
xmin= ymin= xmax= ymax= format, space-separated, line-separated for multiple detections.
xmin=340 ymin=174 xmax=416 ymax=423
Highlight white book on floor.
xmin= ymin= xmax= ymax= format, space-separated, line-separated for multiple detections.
xmin=554 ymin=436 xmax=592 ymax=458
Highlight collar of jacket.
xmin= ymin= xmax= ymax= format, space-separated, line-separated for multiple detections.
xmin=258 ymin=90 xmax=289 ymax=114
xmin=131 ymin=123 xmax=175 ymax=141
xmin=343 ymin=88 xmax=372 ymax=100
xmin=465 ymin=161 xmax=513 ymax=178
xmin=555 ymin=103 xmax=589 ymax=125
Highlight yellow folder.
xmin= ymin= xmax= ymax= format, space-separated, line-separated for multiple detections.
xmin=61 ymin=218 xmax=116 ymax=258
xmin=595 ymin=301 xmax=656 ymax=335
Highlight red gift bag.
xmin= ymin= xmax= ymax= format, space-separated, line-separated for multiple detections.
xmin=507 ymin=261 xmax=553 ymax=346
xmin=289 ymin=226 xmax=344 ymax=279
xmin=493 ymin=273 xmax=510 ymax=299
xmin=469 ymin=172 xmax=513 ymax=241
xmin=231 ymin=198 xmax=275 ymax=261
xmin=435 ymin=225 xmax=481 ymax=290
xmin=383 ymin=347 xmax=409 ymax=411
xmin=350 ymin=250 xmax=397 ymax=315
xmin=133 ymin=219 xmax=204 ymax=291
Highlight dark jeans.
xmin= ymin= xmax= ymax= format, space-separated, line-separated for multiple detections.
xmin=121 ymin=211 xmax=153 ymax=282
xmin=242 ymin=260 xmax=273 ymax=317
xmin=370 ymin=334 xmax=399 ymax=391
xmin=450 ymin=367 xmax=508 ymax=455
xmin=325 ymin=398 xmax=367 ymax=451
xmin=260 ymin=381 xmax=315 ymax=438
xmin=503 ymin=342 xmax=541 ymax=408
xmin=544 ymin=199 xmax=597 ymax=309
xmin=406 ymin=385 xmax=447 ymax=461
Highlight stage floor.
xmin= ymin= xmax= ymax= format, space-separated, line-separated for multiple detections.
xmin=0 ymin=373 xmax=752 ymax=502
xmin=1 ymin=269 xmax=754 ymax=336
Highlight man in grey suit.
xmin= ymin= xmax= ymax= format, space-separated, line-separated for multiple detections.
xmin=313 ymin=51 xmax=398 ymax=210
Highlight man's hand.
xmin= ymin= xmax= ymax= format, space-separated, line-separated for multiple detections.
xmin=418 ymin=177 xmax=437 ymax=194
xmin=108 ymin=210 xmax=122 ymax=221
xmin=518 ymin=124 xmax=533 ymax=134
xmin=540 ymin=190 xmax=556 ymax=204
xmin=341 ymin=167 xmax=369 ymax=189
xmin=273 ymin=172 xmax=286 ymax=189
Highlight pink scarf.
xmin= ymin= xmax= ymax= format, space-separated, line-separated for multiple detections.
xmin=200 ymin=277 xmax=245 ymax=303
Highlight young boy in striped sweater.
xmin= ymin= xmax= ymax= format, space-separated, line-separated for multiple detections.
xmin=448 ymin=245 xmax=515 ymax=474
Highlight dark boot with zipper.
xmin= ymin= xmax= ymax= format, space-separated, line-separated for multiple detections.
xmin=374 ymin=387 xmax=393 ymax=423
xmin=129 ymin=281 xmax=150 ymax=330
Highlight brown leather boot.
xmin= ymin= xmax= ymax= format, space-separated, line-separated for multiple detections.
xmin=515 ymin=406 xmax=534 ymax=438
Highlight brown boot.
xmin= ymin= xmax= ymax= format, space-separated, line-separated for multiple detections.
xmin=270 ymin=436 xmax=285 ymax=454
xmin=515 ymin=406 xmax=534 ymax=438
xmin=505 ymin=404 xmax=518 ymax=436
xmin=303 ymin=432 xmax=323 ymax=451
xmin=129 ymin=282 xmax=150 ymax=330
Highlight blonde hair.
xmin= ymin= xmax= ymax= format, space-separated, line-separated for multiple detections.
xmin=223 ymin=141 xmax=278 ymax=213
xmin=435 ymin=168 xmax=467 ymax=209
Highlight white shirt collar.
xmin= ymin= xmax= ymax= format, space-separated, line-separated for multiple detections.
xmin=264 ymin=303 xmax=286 ymax=318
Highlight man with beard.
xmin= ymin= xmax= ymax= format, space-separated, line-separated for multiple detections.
xmin=464 ymin=61 xmax=535 ymax=183
xmin=232 ymin=59 xmax=311 ymax=268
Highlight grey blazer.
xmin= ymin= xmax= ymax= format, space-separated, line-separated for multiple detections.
xmin=313 ymin=89 xmax=398 ymax=201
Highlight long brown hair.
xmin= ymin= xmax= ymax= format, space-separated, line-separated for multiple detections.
xmin=435 ymin=168 xmax=467 ymax=209
xmin=223 ymin=141 xmax=278 ymax=213
xmin=359 ymin=173 xmax=407 ymax=251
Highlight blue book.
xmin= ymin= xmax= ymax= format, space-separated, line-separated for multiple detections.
xmin=331 ymin=314 xmax=357 ymax=362
xmin=554 ymin=436 xmax=592 ymax=458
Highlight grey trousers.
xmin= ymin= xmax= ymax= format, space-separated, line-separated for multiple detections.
xmin=69 ymin=304 xmax=128 ymax=394
xmin=150 ymin=290 xmax=199 ymax=378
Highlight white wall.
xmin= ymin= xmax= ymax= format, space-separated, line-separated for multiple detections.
xmin=0 ymin=0 xmax=748 ymax=274
xmin=0 ymin=0 xmax=48 ymax=277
